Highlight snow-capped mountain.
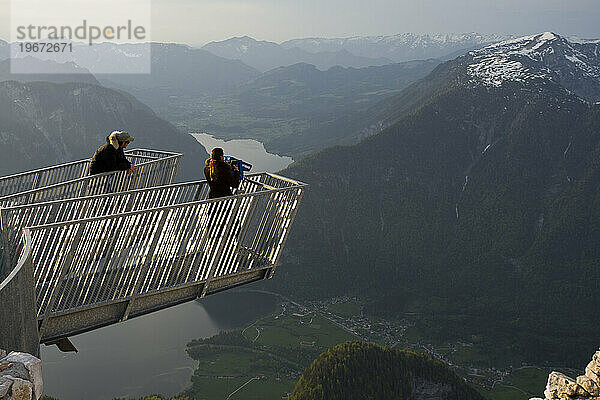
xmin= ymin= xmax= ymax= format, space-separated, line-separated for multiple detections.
xmin=281 ymin=33 xmax=511 ymax=62
xmin=279 ymin=28 xmax=600 ymax=370
xmin=466 ymin=32 xmax=600 ymax=102
xmin=202 ymin=36 xmax=391 ymax=72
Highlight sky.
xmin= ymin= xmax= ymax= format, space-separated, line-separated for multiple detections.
xmin=1 ymin=0 xmax=599 ymax=45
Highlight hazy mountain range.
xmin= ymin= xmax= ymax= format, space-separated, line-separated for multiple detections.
xmin=97 ymin=43 xmax=260 ymax=95
xmin=201 ymin=33 xmax=511 ymax=72
xmin=237 ymin=60 xmax=440 ymax=119
xmin=202 ymin=36 xmax=393 ymax=72
xmin=0 ymin=57 xmax=98 ymax=84
xmin=0 ymin=41 xmax=260 ymax=94
xmin=0 ymin=41 xmax=152 ymax=75
xmin=273 ymin=32 xmax=600 ymax=365
xmin=281 ymin=33 xmax=511 ymax=62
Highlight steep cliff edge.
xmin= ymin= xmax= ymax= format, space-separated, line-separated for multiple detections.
xmin=531 ymin=350 xmax=600 ymax=400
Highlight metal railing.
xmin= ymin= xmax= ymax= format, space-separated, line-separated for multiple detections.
xmin=0 ymin=176 xmax=276 ymax=271
xmin=1 ymin=181 xmax=202 ymax=275
xmin=0 ymin=149 xmax=182 ymax=280
xmin=1 ymin=173 xmax=306 ymax=343
xmin=0 ymin=149 xmax=182 ymax=207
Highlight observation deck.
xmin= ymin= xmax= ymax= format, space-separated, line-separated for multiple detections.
xmin=0 ymin=150 xmax=306 ymax=356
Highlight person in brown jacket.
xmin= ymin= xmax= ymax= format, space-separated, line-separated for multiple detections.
xmin=204 ymin=147 xmax=241 ymax=198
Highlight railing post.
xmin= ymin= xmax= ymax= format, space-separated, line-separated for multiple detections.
xmin=0 ymin=232 xmax=40 ymax=357
xmin=233 ymin=194 xmax=258 ymax=255
xmin=0 ymin=210 xmax=12 ymax=278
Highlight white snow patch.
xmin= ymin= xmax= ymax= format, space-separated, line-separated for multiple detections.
xmin=565 ymin=54 xmax=584 ymax=65
xmin=466 ymin=32 xmax=600 ymax=88
xmin=468 ymin=57 xmax=532 ymax=87
xmin=568 ymin=37 xmax=600 ymax=44
xmin=539 ymin=32 xmax=557 ymax=42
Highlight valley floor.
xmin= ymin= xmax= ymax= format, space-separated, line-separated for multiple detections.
xmin=182 ymin=291 xmax=554 ymax=400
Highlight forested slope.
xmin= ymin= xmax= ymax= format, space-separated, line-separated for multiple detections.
xmin=290 ymin=342 xmax=483 ymax=400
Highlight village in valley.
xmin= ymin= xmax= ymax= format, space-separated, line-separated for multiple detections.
xmin=187 ymin=292 xmax=551 ymax=400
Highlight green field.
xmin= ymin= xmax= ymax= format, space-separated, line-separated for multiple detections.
xmin=475 ymin=367 xmax=548 ymax=400
xmin=185 ymin=305 xmax=356 ymax=399
xmin=477 ymin=384 xmax=530 ymax=400
xmin=255 ymin=314 xmax=356 ymax=349
xmin=508 ymin=367 xmax=548 ymax=394
xmin=189 ymin=376 xmax=295 ymax=400
xmin=326 ymin=300 xmax=361 ymax=318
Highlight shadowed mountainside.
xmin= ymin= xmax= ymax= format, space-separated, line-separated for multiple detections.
xmin=0 ymin=80 xmax=207 ymax=179
xmin=270 ymin=33 xmax=600 ymax=365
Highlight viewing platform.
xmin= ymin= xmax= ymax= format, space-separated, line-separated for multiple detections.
xmin=0 ymin=150 xmax=306 ymax=357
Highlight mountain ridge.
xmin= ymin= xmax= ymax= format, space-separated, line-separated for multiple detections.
xmin=0 ymin=57 xmax=98 ymax=84
xmin=270 ymin=32 xmax=600 ymax=365
xmin=202 ymin=36 xmax=392 ymax=72
xmin=270 ymin=32 xmax=600 ymax=157
xmin=98 ymin=43 xmax=260 ymax=94
xmin=282 ymin=32 xmax=511 ymax=62
xmin=0 ymin=80 xmax=208 ymax=179
xmin=466 ymin=32 xmax=600 ymax=101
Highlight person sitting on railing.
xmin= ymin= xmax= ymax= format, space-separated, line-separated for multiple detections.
xmin=204 ymin=147 xmax=241 ymax=198
xmin=89 ymin=131 xmax=137 ymax=175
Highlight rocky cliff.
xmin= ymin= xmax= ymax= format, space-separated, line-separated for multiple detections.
xmin=0 ymin=350 xmax=42 ymax=400
xmin=531 ymin=350 xmax=600 ymax=400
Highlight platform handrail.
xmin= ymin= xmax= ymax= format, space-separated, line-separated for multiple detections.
xmin=0 ymin=173 xmax=294 ymax=269
xmin=0 ymin=149 xmax=180 ymax=198
xmin=0 ymin=150 xmax=182 ymax=207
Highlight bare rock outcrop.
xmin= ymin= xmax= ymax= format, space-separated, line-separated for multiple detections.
xmin=0 ymin=350 xmax=42 ymax=400
xmin=531 ymin=350 xmax=600 ymax=400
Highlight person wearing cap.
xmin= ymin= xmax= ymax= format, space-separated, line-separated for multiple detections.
xmin=204 ymin=147 xmax=241 ymax=198
xmin=89 ymin=131 xmax=137 ymax=175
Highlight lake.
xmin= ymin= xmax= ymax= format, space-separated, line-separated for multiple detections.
xmin=190 ymin=133 xmax=294 ymax=173
xmin=41 ymin=291 xmax=279 ymax=400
